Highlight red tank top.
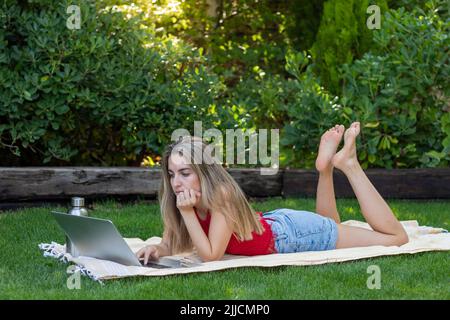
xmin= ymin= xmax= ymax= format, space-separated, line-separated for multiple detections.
xmin=194 ymin=207 xmax=277 ymax=255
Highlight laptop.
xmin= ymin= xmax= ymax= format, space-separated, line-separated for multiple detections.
xmin=50 ymin=211 xmax=200 ymax=269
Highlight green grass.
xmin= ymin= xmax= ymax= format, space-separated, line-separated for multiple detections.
xmin=0 ymin=197 xmax=449 ymax=300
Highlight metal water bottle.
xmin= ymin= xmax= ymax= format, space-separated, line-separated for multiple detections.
xmin=66 ymin=197 xmax=88 ymax=257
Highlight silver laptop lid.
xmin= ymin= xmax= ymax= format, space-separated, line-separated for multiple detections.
xmin=51 ymin=211 xmax=141 ymax=266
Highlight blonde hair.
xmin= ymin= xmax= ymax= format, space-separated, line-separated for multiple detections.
xmin=158 ymin=135 xmax=264 ymax=254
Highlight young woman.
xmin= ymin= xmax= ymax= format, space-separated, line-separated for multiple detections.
xmin=136 ymin=122 xmax=409 ymax=264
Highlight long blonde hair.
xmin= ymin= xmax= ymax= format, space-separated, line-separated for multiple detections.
xmin=158 ymin=135 xmax=264 ymax=254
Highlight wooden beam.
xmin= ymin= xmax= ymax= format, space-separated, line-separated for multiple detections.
xmin=0 ymin=167 xmax=283 ymax=201
xmin=283 ymin=168 xmax=450 ymax=199
xmin=0 ymin=167 xmax=161 ymax=201
xmin=1 ymin=167 xmax=449 ymax=204
xmin=227 ymin=168 xmax=283 ymax=198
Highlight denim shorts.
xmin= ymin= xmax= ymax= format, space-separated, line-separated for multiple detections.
xmin=262 ymin=208 xmax=338 ymax=253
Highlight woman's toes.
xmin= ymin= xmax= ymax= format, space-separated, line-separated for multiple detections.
xmin=316 ymin=126 xmax=344 ymax=171
xmin=326 ymin=127 xmax=337 ymax=135
xmin=351 ymin=122 xmax=361 ymax=135
xmin=351 ymin=122 xmax=360 ymax=129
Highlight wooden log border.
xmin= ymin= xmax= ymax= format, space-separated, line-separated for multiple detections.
xmin=0 ymin=167 xmax=449 ymax=208
xmin=282 ymin=168 xmax=450 ymax=199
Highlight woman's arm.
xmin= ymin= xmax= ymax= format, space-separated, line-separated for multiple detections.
xmin=181 ymin=207 xmax=233 ymax=262
xmin=155 ymin=229 xmax=171 ymax=256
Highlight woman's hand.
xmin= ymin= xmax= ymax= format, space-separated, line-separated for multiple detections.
xmin=136 ymin=245 xmax=161 ymax=265
xmin=176 ymin=189 xmax=201 ymax=213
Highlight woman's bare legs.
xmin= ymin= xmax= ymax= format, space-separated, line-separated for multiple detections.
xmin=332 ymin=122 xmax=409 ymax=248
xmin=315 ymin=124 xmax=345 ymax=223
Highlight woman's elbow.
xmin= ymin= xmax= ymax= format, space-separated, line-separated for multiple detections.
xmin=201 ymin=253 xmax=224 ymax=262
xmin=396 ymin=232 xmax=409 ymax=246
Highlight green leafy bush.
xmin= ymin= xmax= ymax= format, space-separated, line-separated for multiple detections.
xmin=242 ymin=3 xmax=449 ymax=169
xmin=0 ymin=0 xmax=222 ymax=165
xmin=176 ymin=0 xmax=293 ymax=87
xmin=279 ymin=51 xmax=342 ymax=168
xmin=388 ymin=0 xmax=449 ymax=17
xmin=1 ymin=0 xmax=447 ymax=170
xmin=219 ymin=50 xmax=342 ymax=169
xmin=339 ymin=6 xmax=450 ymax=168
xmin=115 ymin=0 xmax=322 ymax=88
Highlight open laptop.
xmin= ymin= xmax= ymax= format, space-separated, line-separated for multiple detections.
xmin=51 ymin=211 xmax=200 ymax=269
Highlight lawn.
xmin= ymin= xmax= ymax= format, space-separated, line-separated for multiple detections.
xmin=0 ymin=197 xmax=449 ymax=300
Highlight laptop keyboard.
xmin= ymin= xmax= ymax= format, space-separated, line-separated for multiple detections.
xmin=140 ymin=257 xmax=201 ymax=269
xmin=141 ymin=261 xmax=172 ymax=269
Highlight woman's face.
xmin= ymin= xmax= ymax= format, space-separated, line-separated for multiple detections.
xmin=168 ymin=153 xmax=201 ymax=197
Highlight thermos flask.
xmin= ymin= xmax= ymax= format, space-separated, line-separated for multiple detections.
xmin=66 ymin=197 xmax=88 ymax=257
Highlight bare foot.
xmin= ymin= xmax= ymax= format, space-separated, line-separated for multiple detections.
xmin=315 ymin=124 xmax=345 ymax=172
xmin=332 ymin=122 xmax=361 ymax=173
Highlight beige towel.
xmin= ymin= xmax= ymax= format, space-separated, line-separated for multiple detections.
xmin=39 ymin=220 xmax=449 ymax=280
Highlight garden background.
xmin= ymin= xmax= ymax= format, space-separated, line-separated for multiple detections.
xmin=1 ymin=0 xmax=449 ymax=169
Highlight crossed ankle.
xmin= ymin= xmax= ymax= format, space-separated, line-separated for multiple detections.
xmin=318 ymin=166 xmax=334 ymax=175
